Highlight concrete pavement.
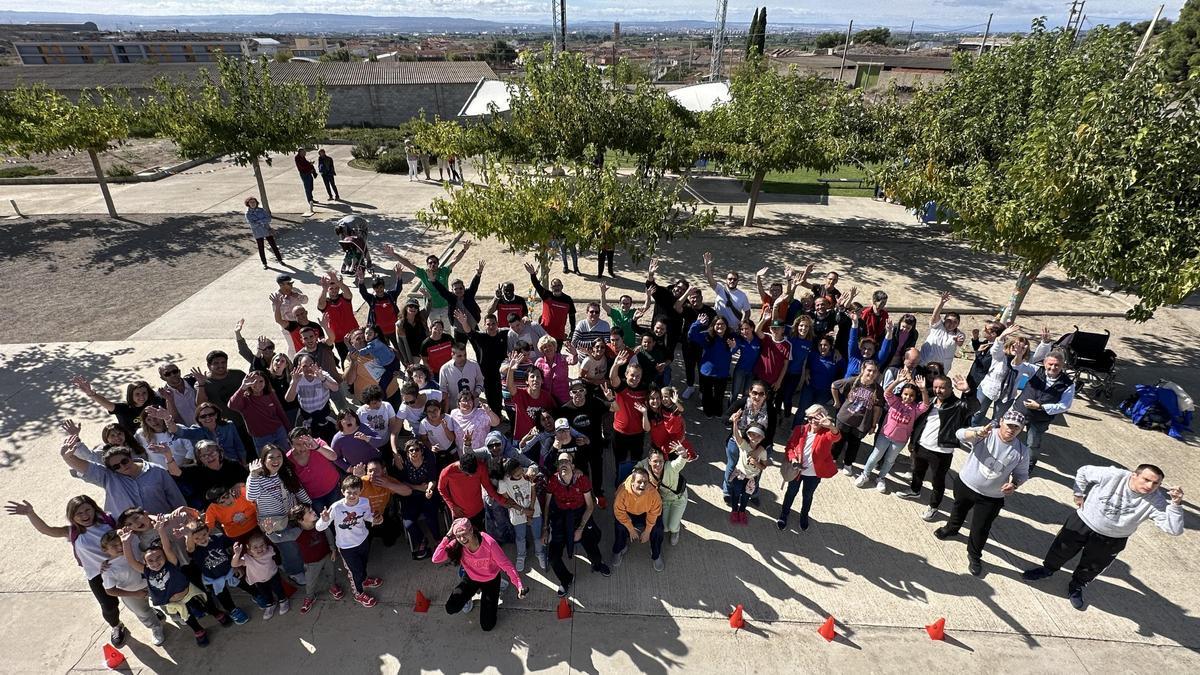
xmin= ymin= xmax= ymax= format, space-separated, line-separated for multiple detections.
xmin=0 ymin=157 xmax=1198 ymax=673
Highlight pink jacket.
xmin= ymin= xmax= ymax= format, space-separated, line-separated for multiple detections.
xmin=432 ymin=532 xmax=523 ymax=591
xmin=536 ymin=353 xmax=570 ymax=406
xmin=882 ymin=388 xmax=930 ymax=444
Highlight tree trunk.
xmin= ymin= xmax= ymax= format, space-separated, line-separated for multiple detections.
xmin=537 ymin=247 xmax=552 ymax=287
xmin=1000 ymin=256 xmax=1052 ymax=324
xmin=88 ymin=148 xmax=118 ymax=218
xmin=743 ymin=168 xmax=766 ymax=228
xmin=251 ymin=157 xmax=271 ymax=214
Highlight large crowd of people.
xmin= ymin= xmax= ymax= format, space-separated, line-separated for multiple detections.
xmin=5 ymin=214 xmax=1186 ymax=653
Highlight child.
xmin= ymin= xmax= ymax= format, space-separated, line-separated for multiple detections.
xmin=497 ymin=458 xmax=545 ymax=572
xmin=858 ymin=373 xmax=930 ymax=493
xmin=120 ymin=521 xmax=229 ymax=647
xmin=317 ymin=475 xmax=384 ymax=608
xmin=290 ymin=504 xmax=344 ymax=614
xmin=232 ymin=533 xmax=290 ymax=620
xmin=203 ymin=485 xmax=258 ymax=541
xmin=183 ymin=522 xmax=250 ymax=624
xmin=728 ymin=410 xmax=769 ymax=525
xmin=99 ymin=530 xmax=166 ymax=646
xmin=117 ymin=506 xmax=196 ymax=577
xmin=353 ymin=459 xmax=410 ymax=549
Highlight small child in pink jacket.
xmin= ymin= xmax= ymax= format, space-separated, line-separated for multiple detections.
xmin=857 ymin=375 xmax=930 ymax=493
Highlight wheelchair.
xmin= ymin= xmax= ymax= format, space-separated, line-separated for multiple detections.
xmin=1056 ymin=325 xmax=1118 ymax=400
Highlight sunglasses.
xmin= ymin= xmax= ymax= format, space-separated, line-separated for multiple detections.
xmin=162 ymin=368 xmax=180 ymax=376
xmin=198 ymin=412 xmax=217 ymax=420
xmin=107 ymin=456 xmax=132 ymax=470
xmin=749 ymin=390 xmax=767 ymax=397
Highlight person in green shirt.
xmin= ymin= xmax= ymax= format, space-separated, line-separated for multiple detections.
xmin=599 ymin=282 xmax=638 ymax=347
xmin=383 ymin=242 xmax=471 ymax=325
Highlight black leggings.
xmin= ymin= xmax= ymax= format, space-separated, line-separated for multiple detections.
xmin=445 ymin=572 xmax=502 ymax=631
xmin=88 ymin=573 xmax=121 ymax=628
xmin=699 ymin=375 xmax=728 ymax=417
xmin=612 ymin=431 xmax=645 ymax=465
xmin=256 ymin=236 xmax=283 ymax=266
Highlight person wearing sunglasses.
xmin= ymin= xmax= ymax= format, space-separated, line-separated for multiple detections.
xmin=59 ymin=435 xmax=184 ymax=517
xmin=157 ymin=362 xmax=198 ymax=426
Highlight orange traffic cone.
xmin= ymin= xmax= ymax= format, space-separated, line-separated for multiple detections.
xmin=925 ymin=617 xmax=946 ymax=641
xmin=102 ymin=644 xmax=126 ymax=670
xmin=728 ymin=604 xmax=745 ymax=629
xmin=817 ymin=616 xmax=837 ymax=642
xmin=557 ymin=597 xmax=573 ymax=620
xmin=413 ymin=591 xmax=431 ymax=613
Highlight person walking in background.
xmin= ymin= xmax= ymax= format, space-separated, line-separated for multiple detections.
xmin=404 ymin=140 xmax=421 ymax=182
xmin=294 ymin=148 xmax=318 ymax=206
xmin=1021 ymin=463 xmax=1184 ymax=610
xmin=244 ymin=197 xmax=284 ymax=270
xmin=317 ymin=149 xmax=340 ymax=201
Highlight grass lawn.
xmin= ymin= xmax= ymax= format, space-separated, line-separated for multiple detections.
xmin=752 ymin=164 xmax=878 ymax=197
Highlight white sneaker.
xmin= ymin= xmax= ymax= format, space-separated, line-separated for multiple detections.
xmin=876 ymin=480 xmax=888 ymax=494
xmin=150 ymin=624 xmax=165 ymax=646
xmin=841 ymin=466 xmax=855 ymax=477
xmin=263 ymin=603 xmax=277 ymax=621
xmin=682 ymin=386 xmax=696 ymax=400
xmin=515 ymin=555 xmax=526 ymax=572
xmin=461 ymin=599 xmax=474 ymax=614
xmin=278 ymin=598 xmax=291 ymax=615
xmin=854 ymin=475 xmax=870 ymax=488
xmin=921 ymin=507 xmax=938 ymax=522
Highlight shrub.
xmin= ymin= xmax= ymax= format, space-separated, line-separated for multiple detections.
xmin=106 ymin=163 xmax=136 ymax=178
xmin=351 ymin=141 xmax=381 ymax=161
xmin=373 ymin=151 xmax=410 ymax=174
xmin=0 ymin=165 xmax=57 ymax=178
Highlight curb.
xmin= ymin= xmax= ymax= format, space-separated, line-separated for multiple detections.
xmin=0 ymin=155 xmax=218 ymax=186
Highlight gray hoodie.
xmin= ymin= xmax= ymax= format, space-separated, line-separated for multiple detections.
xmin=955 ymin=427 xmax=1030 ymax=498
xmin=1075 ymin=465 xmax=1185 ymax=538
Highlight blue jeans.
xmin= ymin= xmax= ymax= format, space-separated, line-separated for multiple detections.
xmin=612 ymin=513 xmax=663 ymax=561
xmin=722 ymin=437 xmax=739 ymax=496
xmin=558 ymin=243 xmax=579 ymax=271
xmin=861 ymin=434 xmax=904 ymax=479
xmin=731 ymin=369 xmax=754 ymax=402
xmin=300 ymin=173 xmax=315 ymax=203
xmin=971 ymin=389 xmax=994 ymax=426
xmin=729 ymin=477 xmax=751 ymax=512
xmin=779 ymin=475 xmax=821 ymax=526
xmin=251 ymin=427 xmax=290 ymax=454
xmin=1026 ymin=419 xmax=1052 ymax=465
xmin=513 ymin=516 xmax=544 ymax=560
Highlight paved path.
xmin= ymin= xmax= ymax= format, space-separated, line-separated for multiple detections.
xmin=0 ymin=157 xmax=1197 ymax=673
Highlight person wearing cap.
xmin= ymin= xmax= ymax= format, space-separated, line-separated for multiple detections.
xmin=475 ymin=430 xmax=531 ymax=467
xmin=486 ymin=282 xmax=528 ymax=329
xmin=432 ymin=517 xmax=527 ymax=631
xmin=541 ymin=453 xmax=610 ymax=595
xmin=612 ymin=467 xmax=665 ymax=571
xmin=1021 ymin=463 xmax=1184 ymax=610
xmin=556 ymin=379 xmax=616 ymax=505
xmin=525 ymin=417 xmax=586 ymax=473
xmin=728 ymin=409 xmax=770 ymax=525
xmin=754 ymin=314 xmax=793 ymax=398
xmin=933 ymin=409 xmax=1031 ymax=576
xmin=270 ymin=274 xmax=309 ymax=356
xmin=244 ymin=196 xmax=285 ymax=269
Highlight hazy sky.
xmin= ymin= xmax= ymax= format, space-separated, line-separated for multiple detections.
xmin=5 ymin=0 xmax=1183 ymax=31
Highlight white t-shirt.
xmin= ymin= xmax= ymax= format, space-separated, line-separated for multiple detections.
xmin=715 ymin=284 xmax=751 ymax=325
xmin=397 ymin=391 xmax=443 ymax=429
xmin=450 ymin=407 xmax=493 ymax=452
xmin=134 ymin=428 xmax=195 ymax=468
xmin=73 ymin=525 xmax=113 ymax=579
xmin=357 ymin=402 xmax=396 ymax=448
xmin=101 ymin=555 xmax=148 ymax=591
xmin=419 ymin=415 xmax=459 ymax=452
xmin=919 ymin=404 xmax=950 ymax=453
xmin=317 ymin=498 xmax=374 ymax=549
xmin=918 ymin=320 xmax=964 ymax=372
xmin=498 ymin=476 xmax=541 ymax=525
xmin=800 ymin=431 xmax=818 ymax=477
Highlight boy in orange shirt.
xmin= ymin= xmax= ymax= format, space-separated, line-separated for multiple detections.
xmin=204 ymin=485 xmax=258 ymax=540
xmin=351 ymin=459 xmax=411 ymax=549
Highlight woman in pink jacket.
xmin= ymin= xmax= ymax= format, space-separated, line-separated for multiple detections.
xmin=535 ymin=335 xmax=570 ymax=405
xmin=432 ymin=518 xmax=527 ymax=631
xmin=777 ymin=404 xmax=841 ymax=531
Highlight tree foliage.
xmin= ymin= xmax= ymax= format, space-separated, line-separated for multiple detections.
xmin=881 ymin=21 xmax=1200 ymax=320
xmin=0 ymin=85 xmax=132 ymax=216
xmin=318 ymin=48 xmax=353 ymax=62
xmin=853 ymin=27 xmax=892 ymax=46
xmin=1159 ymin=0 xmax=1200 ymax=88
xmin=148 ymin=56 xmax=330 ymax=211
xmin=699 ymin=57 xmax=862 ymax=226
xmin=813 ymin=32 xmax=842 ymax=50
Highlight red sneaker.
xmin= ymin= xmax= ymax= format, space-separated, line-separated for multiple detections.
xmin=729 ymin=512 xmax=738 ymax=525
xmin=363 ymin=576 xmax=383 ymax=589
xmin=300 ymin=597 xmax=316 ymax=614
xmin=355 ymin=592 xmax=378 ymax=608
xmin=329 ymin=584 xmax=345 ymax=600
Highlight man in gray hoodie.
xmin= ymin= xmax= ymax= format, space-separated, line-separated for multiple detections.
xmin=1022 ymin=463 xmax=1185 ymax=610
xmin=934 ymin=409 xmax=1031 ymax=577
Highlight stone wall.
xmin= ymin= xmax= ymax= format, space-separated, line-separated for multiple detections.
xmin=324 ymin=82 xmax=477 ymax=126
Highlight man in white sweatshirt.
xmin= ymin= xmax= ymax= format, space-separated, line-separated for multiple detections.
xmin=1022 ymin=463 xmax=1185 ymax=610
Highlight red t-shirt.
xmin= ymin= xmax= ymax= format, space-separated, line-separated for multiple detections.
xmin=438 ymin=463 xmax=501 ymax=518
xmin=860 ymin=307 xmax=889 ymax=344
xmin=421 ymin=335 xmax=454 ymax=374
xmin=754 ymin=337 xmax=792 ymax=384
xmin=323 ymin=296 xmax=359 ymax=342
xmin=540 ymin=298 xmax=572 ymax=340
xmin=545 ymin=472 xmax=592 ymax=511
xmin=649 ymin=411 xmax=685 ymax=451
xmin=614 ymin=386 xmax=647 ymax=435
xmin=296 ymin=527 xmax=331 ymax=564
xmin=372 ymin=299 xmax=398 ymax=335
xmin=513 ymin=387 xmax=556 ymax=439
xmin=496 ymin=300 xmax=527 ymax=328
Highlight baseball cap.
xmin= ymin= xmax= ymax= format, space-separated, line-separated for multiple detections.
xmin=568 ymin=379 xmax=587 ymax=391
xmin=276 ymin=274 xmax=293 ymax=284
xmin=1001 ymin=410 xmax=1027 ymax=428
xmin=747 ymin=425 xmax=766 ymax=437
xmin=554 ymin=418 xmax=571 ymax=431
xmin=556 ymin=452 xmax=574 ymax=465
xmin=770 ymin=320 xmax=786 ymax=328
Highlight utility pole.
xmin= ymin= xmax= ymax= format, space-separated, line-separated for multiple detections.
xmin=979 ymin=13 xmax=992 ymax=55
xmin=551 ymin=0 xmax=566 ymax=53
xmin=1065 ymin=0 xmax=1085 ymax=35
xmin=837 ymin=19 xmax=853 ymax=84
xmin=905 ymin=20 xmax=914 ymax=53
xmin=709 ymin=0 xmax=729 ymax=81
xmin=1127 ymin=4 xmax=1165 ymax=78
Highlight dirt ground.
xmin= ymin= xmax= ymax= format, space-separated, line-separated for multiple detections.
xmin=0 ymin=214 xmax=280 ymax=342
xmin=0 ymin=138 xmax=183 ymax=177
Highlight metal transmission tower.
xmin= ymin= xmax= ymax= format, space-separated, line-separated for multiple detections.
xmin=709 ymin=0 xmax=728 ymax=81
xmin=552 ymin=0 xmax=566 ymax=53
xmin=1065 ymin=0 xmax=1086 ymax=35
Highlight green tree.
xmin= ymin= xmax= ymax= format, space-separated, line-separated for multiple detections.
xmin=318 ymin=48 xmax=352 ymax=62
xmin=0 ymin=85 xmax=131 ymax=217
xmin=756 ymin=7 xmax=768 ymax=56
xmin=881 ymin=22 xmax=1200 ymax=321
xmin=700 ymin=57 xmax=860 ymax=227
xmin=813 ymin=32 xmax=842 ymax=50
xmin=610 ymin=56 xmax=649 ymax=85
xmin=853 ymin=27 xmax=891 ymax=46
xmin=746 ymin=8 xmax=761 ymax=57
xmin=485 ymin=39 xmax=518 ymax=65
xmin=1159 ymin=0 xmax=1200 ymax=88
xmin=148 ymin=56 xmax=330 ymax=214
xmin=273 ymin=49 xmax=293 ymax=62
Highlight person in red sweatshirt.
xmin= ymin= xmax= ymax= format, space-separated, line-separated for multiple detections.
xmin=524 ymin=262 xmax=576 ymax=343
xmin=227 ymin=371 xmax=291 ymax=457
xmin=438 ymin=453 xmax=507 ymax=533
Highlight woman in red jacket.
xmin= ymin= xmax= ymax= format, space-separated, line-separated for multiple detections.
xmin=777 ymin=404 xmax=840 ymax=531
xmin=228 ymin=371 xmax=291 ymax=456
